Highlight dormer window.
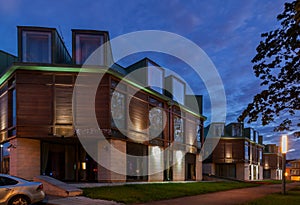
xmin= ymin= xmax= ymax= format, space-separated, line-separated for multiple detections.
xmin=165 ymin=75 xmax=185 ymax=105
xmin=73 ymin=30 xmax=107 ymax=65
xmin=22 ymin=31 xmax=51 ymax=63
xmin=147 ymin=61 xmax=164 ymax=94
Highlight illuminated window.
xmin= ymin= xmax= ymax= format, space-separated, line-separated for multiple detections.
xmin=149 ymin=106 xmax=163 ymax=138
xmin=111 ymin=91 xmax=126 ymax=129
xmin=174 ymin=116 xmax=184 ymax=143
xmin=22 ymin=31 xmax=51 ymax=63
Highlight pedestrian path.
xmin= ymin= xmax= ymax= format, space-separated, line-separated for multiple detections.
xmin=139 ymin=182 xmax=300 ymax=205
xmin=44 ymin=195 xmax=124 ymax=205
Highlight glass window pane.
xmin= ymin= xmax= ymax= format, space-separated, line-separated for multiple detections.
xmin=22 ymin=31 xmax=51 ymax=63
xmin=147 ymin=62 xmax=163 ymax=94
xmin=111 ymin=91 xmax=126 ymax=129
xmin=76 ymin=34 xmax=104 ymax=64
xmin=172 ymin=78 xmax=185 ymax=105
xmin=174 ymin=116 xmax=184 ymax=143
xmin=149 ymin=106 xmax=163 ymax=138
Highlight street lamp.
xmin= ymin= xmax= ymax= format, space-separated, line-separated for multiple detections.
xmin=281 ymin=134 xmax=288 ymax=195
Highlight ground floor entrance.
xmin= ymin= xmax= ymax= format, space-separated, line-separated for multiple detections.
xmin=41 ymin=139 xmax=98 ymax=182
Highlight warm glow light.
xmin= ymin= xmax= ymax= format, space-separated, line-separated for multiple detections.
xmin=176 ymin=151 xmax=183 ymax=164
xmin=82 ymin=162 xmax=86 ymax=170
xmin=285 ymin=172 xmax=288 ymax=177
xmin=282 ymin=134 xmax=288 ymax=154
xmin=152 ymin=146 xmax=161 ymax=159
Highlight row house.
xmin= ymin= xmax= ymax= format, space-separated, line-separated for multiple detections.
xmin=290 ymin=159 xmax=300 ymax=181
xmin=0 ymin=26 xmax=205 ymax=182
xmin=203 ymin=122 xmax=264 ymax=181
xmin=262 ymin=144 xmax=282 ymax=180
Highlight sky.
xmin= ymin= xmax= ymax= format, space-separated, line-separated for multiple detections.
xmin=0 ymin=0 xmax=298 ymax=159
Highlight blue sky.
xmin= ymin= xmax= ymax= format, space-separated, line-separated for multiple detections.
xmin=0 ymin=0 xmax=298 ymax=159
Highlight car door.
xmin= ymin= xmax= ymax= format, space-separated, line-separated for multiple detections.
xmin=0 ymin=176 xmax=18 ymax=204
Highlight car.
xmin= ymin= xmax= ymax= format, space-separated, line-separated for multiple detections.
xmin=0 ymin=174 xmax=45 ymax=205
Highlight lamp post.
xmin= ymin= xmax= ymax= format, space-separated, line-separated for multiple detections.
xmin=281 ymin=134 xmax=287 ymax=195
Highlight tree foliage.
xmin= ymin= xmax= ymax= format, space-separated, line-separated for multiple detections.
xmin=238 ymin=0 xmax=300 ymax=137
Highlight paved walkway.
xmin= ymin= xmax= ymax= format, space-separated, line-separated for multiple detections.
xmin=43 ymin=182 xmax=300 ymax=205
xmin=139 ymin=182 xmax=300 ymax=205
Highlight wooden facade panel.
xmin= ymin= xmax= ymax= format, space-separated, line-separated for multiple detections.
xmin=17 ymin=125 xmax=52 ymax=137
xmin=17 ymin=72 xmax=53 ymax=84
xmin=17 ymin=84 xmax=52 ymax=125
xmin=129 ymin=97 xmax=148 ymax=132
xmin=95 ymin=85 xmax=110 ymax=129
xmin=55 ymin=86 xmax=73 ymax=124
xmin=0 ymin=94 xmax=8 ymax=131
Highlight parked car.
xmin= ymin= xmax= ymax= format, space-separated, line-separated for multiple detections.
xmin=0 ymin=174 xmax=45 ymax=205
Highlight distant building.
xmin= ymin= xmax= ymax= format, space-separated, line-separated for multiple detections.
xmin=203 ymin=122 xmax=264 ymax=181
xmin=290 ymin=159 xmax=300 ymax=181
xmin=262 ymin=144 xmax=282 ymax=180
xmin=0 ymin=26 xmax=205 ymax=182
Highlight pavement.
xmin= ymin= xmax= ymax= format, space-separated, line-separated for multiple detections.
xmin=41 ymin=182 xmax=300 ymax=205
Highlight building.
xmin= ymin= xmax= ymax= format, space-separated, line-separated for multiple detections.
xmin=0 ymin=26 xmax=205 ymax=182
xmin=203 ymin=122 xmax=264 ymax=181
xmin=290 ymin=159 xmax=300 ymax=181
xmin=262 ymin=144 xmax=282 ymax=180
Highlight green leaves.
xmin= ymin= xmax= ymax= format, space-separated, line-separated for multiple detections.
xmin=239 ymin=0 xmax=300 ymax=136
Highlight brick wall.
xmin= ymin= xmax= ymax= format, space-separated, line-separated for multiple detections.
xmin=10 ymin=138 xmax=40 ymax=180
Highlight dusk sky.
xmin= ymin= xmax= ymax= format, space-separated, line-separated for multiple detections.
xmin=0 ymin=0 xmax=298 ymax=159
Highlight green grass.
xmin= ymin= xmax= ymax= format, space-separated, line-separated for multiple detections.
xmin=83 ymin=182 xmax=258 ymax=204
xmin=244 ymin=185 xmax=300 ymax=205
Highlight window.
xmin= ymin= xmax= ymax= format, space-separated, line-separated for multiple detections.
xmin=213 ymin=124 xmax=224 ymax=137
xmin=174 ymin=116 xmax=184 ymax=143
xmin=22 ymin=31 xmax=51 ymax=63
xmin=196 ymin=122 xmax=202 ymax=147
xmin=12 ymin=88 xmax=16 ymax=126
xmin=0 ymin=177 xmax=18 ymax=186
xmin=147 ymin=62 xmax=164 ymax=94
xmin=111 ymin=91 xmax=126 ymax=129
xmin=172 ymin=78 xmax=185 ymax=105
xmin=75 ymin=34 xmax=104 ymax=64
xmin=149 ymin=106 xmax=163 ymax=138
xmin=232 ymin=124 xmax=242 ymax=137
xmin=245 ymin=142 xmax=249 ymax=161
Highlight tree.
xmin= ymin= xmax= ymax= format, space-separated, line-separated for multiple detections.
xmin=238 ymin=0 xmax=300 ymax=137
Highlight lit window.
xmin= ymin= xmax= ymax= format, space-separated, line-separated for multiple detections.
xmin=22 ymin=31 xmax=51 ymax=63
xmin=149 ymin=106 xmax=163 ymax=138
xmin=174 ymin=116 xmax=184 ymax=142
xmin=75 ymin=34 xmax=104 ymax=64
xmin=111 ymin=91 xmax=126 ymax=129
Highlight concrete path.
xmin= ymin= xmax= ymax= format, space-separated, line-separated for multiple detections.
xmin=139 ymin=182 xmax=300 ymax=205
xmin=42 ymin=182 xmax=300 ymax=205
xmin=43 ymin=195 xmax=124 ymax=205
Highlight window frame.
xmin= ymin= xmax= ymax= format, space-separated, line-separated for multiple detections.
xmin=22 ymin=30 xmax=52 ymax=63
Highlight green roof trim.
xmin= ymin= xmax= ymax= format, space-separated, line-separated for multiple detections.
xmin=0 ymin=64 xmax=206 ymax=120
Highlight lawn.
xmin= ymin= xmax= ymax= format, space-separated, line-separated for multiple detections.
xmin=244 ymin=185 xmax=300 ymax=205
xmin=83 ymin=181 xmax=258 ymax=204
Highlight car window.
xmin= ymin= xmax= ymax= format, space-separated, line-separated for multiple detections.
xmin=0 ymin=177 xmax=18 ymax=186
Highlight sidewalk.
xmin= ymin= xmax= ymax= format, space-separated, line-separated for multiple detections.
xmin=42 ymin=182 xmax=300 ymax=205
xmin=139 ymin=182 xmax=300 ymax=205
xmin=43 ymin=195 xmax=124 ymax=205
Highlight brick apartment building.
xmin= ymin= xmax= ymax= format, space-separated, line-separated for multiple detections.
xmin=290 ymin=159 xmax=300 ymax=181
xmin=262 ymin=144 xmax=283 ymax=180
xmin=0 ymin=26 xmax=205 ymax=182
xmin=203 ymin=122 xmax=264 ymax=181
